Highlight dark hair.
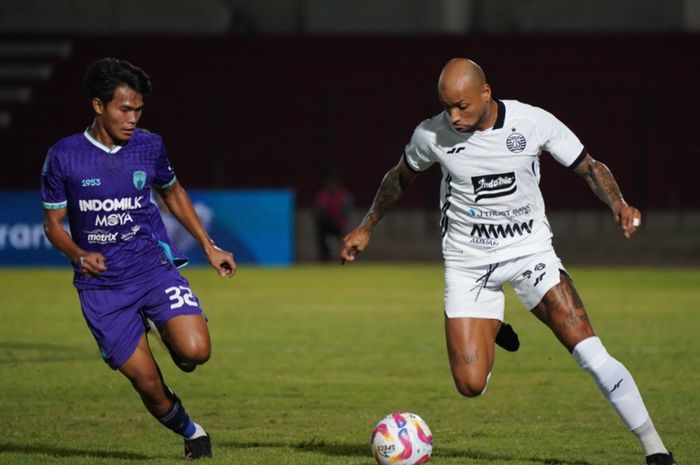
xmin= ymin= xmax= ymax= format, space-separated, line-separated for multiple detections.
xmin=83 ymin=57 xmax=152 ymax=104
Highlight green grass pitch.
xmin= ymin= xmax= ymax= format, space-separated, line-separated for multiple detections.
xmin=1 ymin=265 xmax=698 ymax=464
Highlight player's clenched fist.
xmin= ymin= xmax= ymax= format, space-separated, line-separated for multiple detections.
xmin=340 ymin=226 xmax=371 ymax=264
xmin=615 ymin=204 xmax=642 ymax=239
xmin=77 ymin=252 xmax=107 ymax=277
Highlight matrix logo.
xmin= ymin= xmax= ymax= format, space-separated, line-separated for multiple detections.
xmin=85 ymin=229 xmax=118 ymax=244
xmin=471 ymin=172 xmax=516 ymax=202
xmin=470 ymin=219 xmax=534 ymax=239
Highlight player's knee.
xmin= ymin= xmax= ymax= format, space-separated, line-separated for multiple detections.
xmin=453 ymin=374 xmax=490 ymax=398
xmin=178 ymin=343 xmax=211 ymax=365
xmin=572 ymin=336 xmax=608 ymax=374
xmin=133 ymin=372 xmax=164 ymax=398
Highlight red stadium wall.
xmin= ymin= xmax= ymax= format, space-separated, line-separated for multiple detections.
xmin=2 ymin=34 xmax=698 ymax=209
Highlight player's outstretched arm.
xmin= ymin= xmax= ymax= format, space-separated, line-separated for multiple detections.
xmin=43 ymin=208 xmax=107 ymax=276
xmin=340 ymin=157 xmax=418 ymax=264
xmin=573 ymin=153 xmax=641 ymax=238
xmin=157 ymin=181 xmax=237 ymax=277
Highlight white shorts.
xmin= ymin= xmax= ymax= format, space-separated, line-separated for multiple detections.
xmin=444 ymin=248 xmax=566 ymax=320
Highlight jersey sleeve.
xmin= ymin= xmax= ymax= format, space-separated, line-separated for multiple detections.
xmin=534 ymin=107 xmax=586 ymax=168
xmin=403 ymin=123 xmax=436 ymax=172
xmin=40 ymin=149 xmax=67 ymax=210
xmin=152 ymin=138 xmax=177 ymax=189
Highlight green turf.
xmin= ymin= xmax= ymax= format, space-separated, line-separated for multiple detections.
xmin=0 ymin=265 xmax=698 ymax=464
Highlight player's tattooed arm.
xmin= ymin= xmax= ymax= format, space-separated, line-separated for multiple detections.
xmin=360 ymin=157 xmax=418 ymax=230
xmin=574 ymin=153 xmax=626 ymax=211
xmin=574 ymin=152 xmax=641 ymax=238
xmin=340 ymin=156 xmax=418 ymax=264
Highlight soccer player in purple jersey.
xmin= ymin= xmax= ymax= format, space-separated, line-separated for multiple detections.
xmin=41 ymin=58 xmax=235 ymax=460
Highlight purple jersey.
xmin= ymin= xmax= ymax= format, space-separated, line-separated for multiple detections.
xmin=41 ymin=129 xmax=186 ymax=289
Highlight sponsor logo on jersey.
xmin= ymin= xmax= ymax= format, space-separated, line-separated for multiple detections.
xmin=121 ymin=225 xmax=141 ymax=241
xmin=95 ymin=212 xmax=134 ymax=227
xmin=469 ymin=237 xmax=500 ymax=247
xmin=470 ymin=219 xmax=534 ymax=239
xmin=78 ymin=196 xmax=143 ymax=212
xmin=81 ymin=178 xmax=101 ymax=187
xmin=446 ymin=146 xmax=465 ymax=154
xmin=506 ymin=130 xmax=527 ymax=153
xmin=133 ymin=171 xmax=147 ymax=190
xmin=471 ymin=172 xmax=516 ymax=202
xmin=85 ymin=229 xmax=118 ymax=244
xmin=467 ymin=205 xmax=532 ymax=219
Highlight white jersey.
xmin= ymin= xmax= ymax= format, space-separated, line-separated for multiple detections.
xmin=404 ymin=99 xmax=585 ymax=266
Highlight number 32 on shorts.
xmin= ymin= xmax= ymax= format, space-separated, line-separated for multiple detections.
xmin=164 ymin=286 xmax=198 ymax=309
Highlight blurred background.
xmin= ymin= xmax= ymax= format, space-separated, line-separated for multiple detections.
xmin=1 ymin=0 xmax=699 ymax=265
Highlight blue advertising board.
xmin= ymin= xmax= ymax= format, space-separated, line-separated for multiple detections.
xmin=0 ymin=190 xmax=294 ymax=266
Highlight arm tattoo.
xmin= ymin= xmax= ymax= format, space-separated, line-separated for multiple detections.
xmin=361 ymin=166 xmax=413 ymax=228
xmin=579 ymin=158 xmax=625 ymax=212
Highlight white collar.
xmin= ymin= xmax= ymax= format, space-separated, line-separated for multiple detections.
xmin=83 ymin=128 xmax=124 ymax=154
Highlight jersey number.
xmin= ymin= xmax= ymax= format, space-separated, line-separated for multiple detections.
xmin=164 ymin=286 xmax=198 ymax=309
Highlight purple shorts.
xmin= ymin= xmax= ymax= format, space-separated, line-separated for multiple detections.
xmin=78 ymin=266 xmax=203 ymax=369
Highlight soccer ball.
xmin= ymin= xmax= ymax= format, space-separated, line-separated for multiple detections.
xmin=370 ymin=412 xmax=433 ymax=465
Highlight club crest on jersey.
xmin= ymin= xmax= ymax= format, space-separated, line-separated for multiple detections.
xmin=133 ymin=171 xmax=147 ymax=190
xmin=506 ymin=130 xmax=527 ymax=153
xmin=472 ymin=172 xmax=517 ymax=202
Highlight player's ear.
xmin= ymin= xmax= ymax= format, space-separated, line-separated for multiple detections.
xmin=481 ymin=83 xmax=491 ymax=102
xmin=92 ymin=97 xmax=104 ymax=115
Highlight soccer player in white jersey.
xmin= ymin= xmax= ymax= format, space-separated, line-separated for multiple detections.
xmin=340 ymin=58 xmax=677 ymax=465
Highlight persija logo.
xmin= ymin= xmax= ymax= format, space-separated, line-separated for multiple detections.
xmin=392 ymin=412 xmax=408 ymax=428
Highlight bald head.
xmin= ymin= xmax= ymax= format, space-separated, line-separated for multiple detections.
xmin=438 ymin=58 xmax=496 ymax=132
xmin=438 ymin=58 xmax=486 ymax=96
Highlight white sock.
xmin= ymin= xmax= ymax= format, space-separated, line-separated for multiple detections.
xmin=186 ymin=422 xmax=208 ymax=440
xmin=632 ymin=418 xmax=669 ymax=456
xmin=572 ymin=336 xmax=667 ymax=455
xmin=479 ymin=372 xmax=492 ymax=397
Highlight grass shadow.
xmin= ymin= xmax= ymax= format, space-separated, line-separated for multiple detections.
xmin=0 ymin=442 xmax=155 ymax=460
xmin=221 ymin=438 xmax=593 ymax=464
xmin=221 ymin=438 xmax=368 ymax=456
xmin=436 ymin=446 xmax=594 ymax=465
